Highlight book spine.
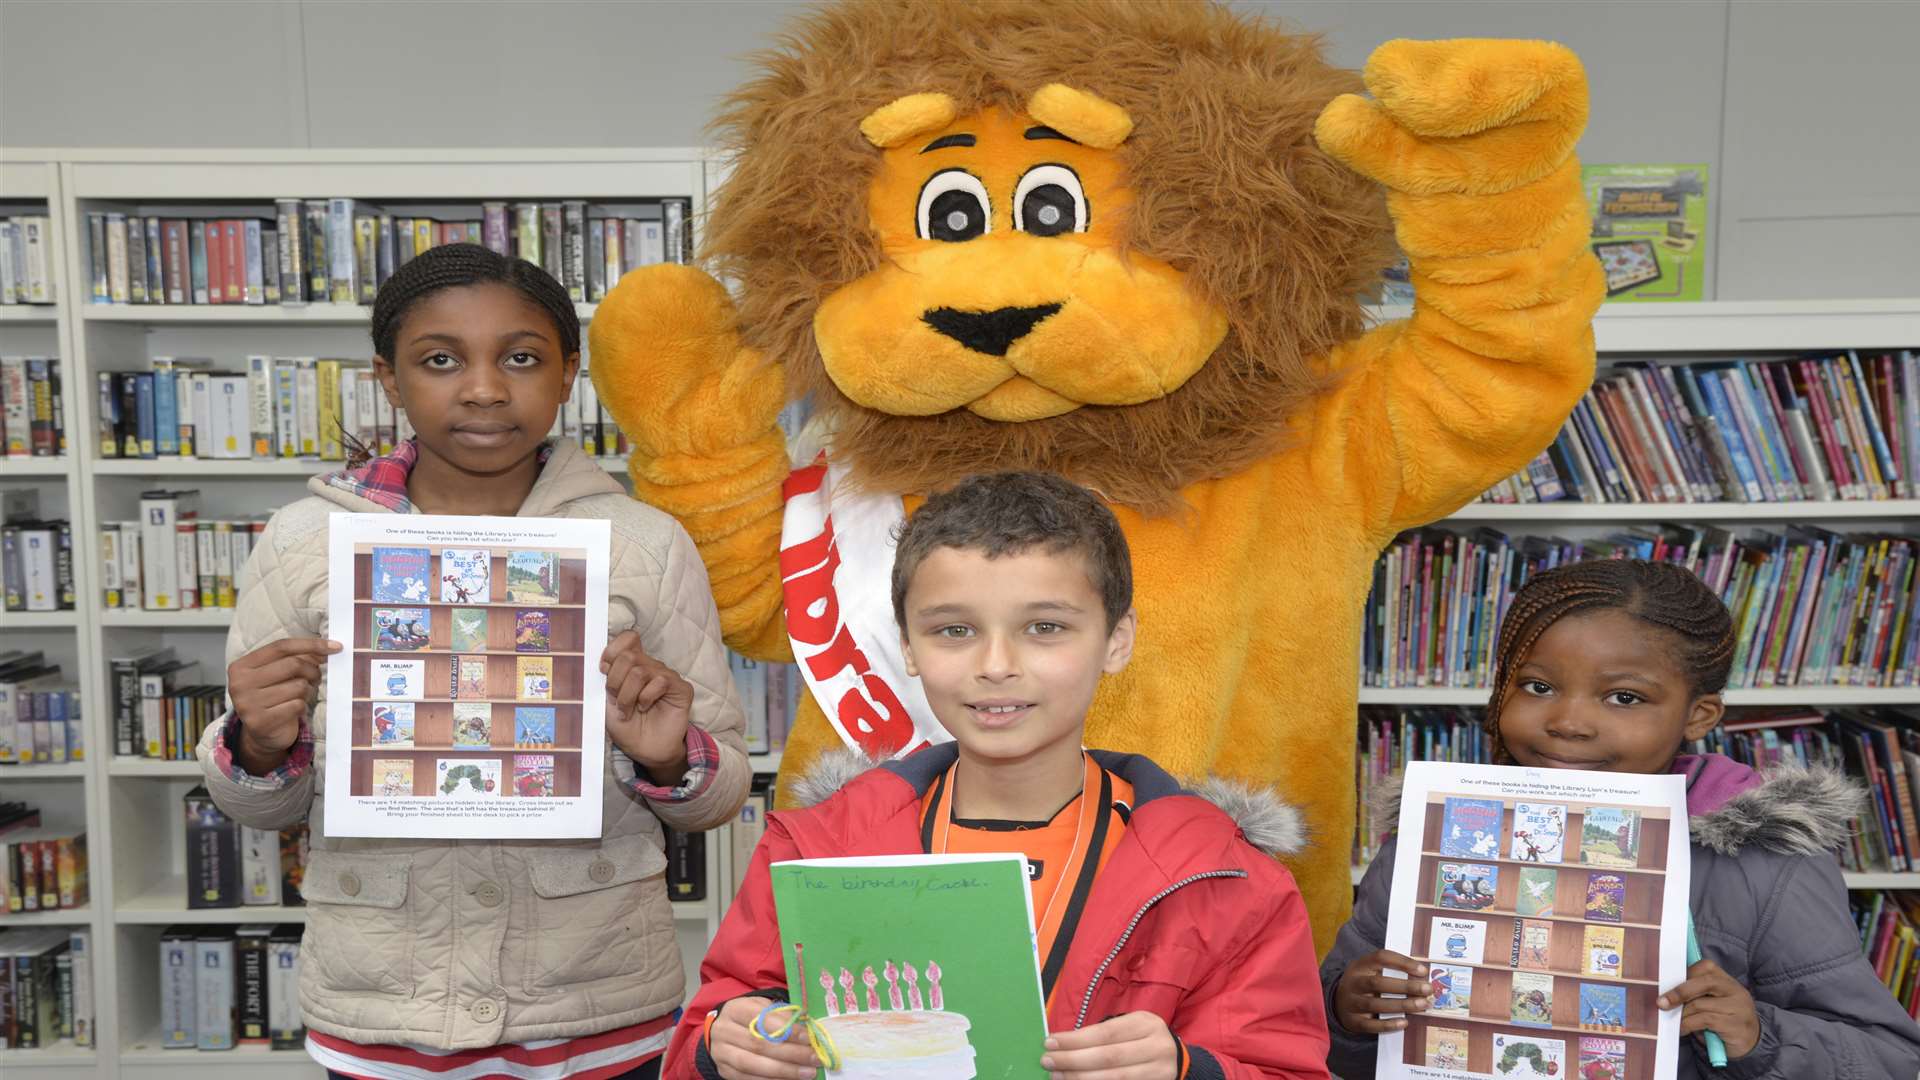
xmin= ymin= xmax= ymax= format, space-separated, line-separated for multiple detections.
xmin=587 ymin=219 xmax=606 ymax=301
xmin=376 ymin=214 xmax=395 ymax=289
xmin=223 ymin=220 xmax=245 ymax=304
xmin=294 ymin=357 xmax=319 ymax=457
xmin=247 ymin=355 xmax=274 ymax=458
xmin=276 ymin=199 xmax=304 ymax=303
xmin=483 ymin=202 xmax=509 ymax=255
xmin=243 ymin=219 xmax=266 ymax=304
xmin=175 ymin=520 xmax=199 ymax=610
xmin=274 ymin=359 xmax=298 ymax=458
xmin=354 ymin=215 xmax=377 ymax=304
xmin=317 ymin=359 xmax=342 ymax=460
xmin=143 ymin=217 xmax=165 ymax=305
xmin=118 ymin=522 xmax=142 ymax=610
xmin=563 ymin=201 xmax=587 ymax=302
xmin=514 ymin=203 xmax=540 ymax=265
xmin=328 ymin=199 xmax=356 ymax=303
xmin=188 ymin=220 xmax=209 ymax=304
xmin=99 ymin=526 xmax=122 ymax=609
xmin=88 ymin=213 xmax=109 ymax=302
xmin=126 ymin=215 xmax=148 ymax=303
xmin=152 ymin=359 xmax=178 ymax=457
xmin=105 ymin=213 xmax=130 ymax=303
xmin=162 ymin=220 xmax=189 ymax=304
xmin=0 ymin=221 xmax=17 ymax=303
xmin=541 ymin=205 xmax=564 ymax=280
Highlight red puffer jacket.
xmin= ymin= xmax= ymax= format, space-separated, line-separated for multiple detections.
xmin=665 ymin=744 xmax=1332 ymax=1079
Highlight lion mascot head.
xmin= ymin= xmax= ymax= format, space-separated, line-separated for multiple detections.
xmin=704 ymin=0 xmax=1393 ymax=510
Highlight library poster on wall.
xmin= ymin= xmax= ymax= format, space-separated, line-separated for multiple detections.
xmin=323 ymin=513 xmax=611 ymax=838
xmin=1377 ymin=761 xmax=1689 ymax=1080
xmin=1583 ymin=164 xmax=1709 ymax=303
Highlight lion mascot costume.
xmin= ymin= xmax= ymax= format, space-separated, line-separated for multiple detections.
xmin=591 ymin=0 xmax=1603 ymax=953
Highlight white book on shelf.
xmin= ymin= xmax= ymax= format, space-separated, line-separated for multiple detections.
xmin=98 ymin=525 xmax=122 ymax=608
xmin=118 ymin=520 xmax=142 ymax=608
xmin=295 ymin=356 xmax=320 ymax=457
xmin=174 ymin=519 xmax=200 ymax=609
xmin=0 ymin=221 xmax=18 ymax=304
xmin=21 ymin=216 xmax=53 ymax=303
xmin=138 ymin=491 xmax=188 ymax=609
xmin=247 ymin=354 xmax=274 ymax=458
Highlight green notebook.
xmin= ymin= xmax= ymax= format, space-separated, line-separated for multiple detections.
xmin=769 ymin=853 xmax=1048 ymax=1078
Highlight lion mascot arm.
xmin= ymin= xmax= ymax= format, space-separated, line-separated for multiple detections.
xmin=588 ymin=265 xmax=795 ymax=661
xmin=1307 ymin=40 xmax=1604 ymax=536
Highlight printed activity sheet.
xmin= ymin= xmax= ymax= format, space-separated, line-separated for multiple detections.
xmin=1378 ymin=761 xmax=1689 ymax=1080
xmin=325 ymin=513 xmax=611 ymax=838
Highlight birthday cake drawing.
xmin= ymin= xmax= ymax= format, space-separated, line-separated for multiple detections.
xmin=796 ymin=946 xmax=976 ymax=1079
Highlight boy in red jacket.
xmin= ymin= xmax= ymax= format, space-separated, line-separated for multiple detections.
xmin=667 ymin=471 xmax=1332 ymax=1080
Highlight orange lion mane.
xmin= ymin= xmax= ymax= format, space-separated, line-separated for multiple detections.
xmin=705 ymin=0 xmax=1393 ymax=512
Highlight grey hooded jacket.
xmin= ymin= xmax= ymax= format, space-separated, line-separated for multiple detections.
xmin=1319 ymin=760 xmax=1920 ymax=1080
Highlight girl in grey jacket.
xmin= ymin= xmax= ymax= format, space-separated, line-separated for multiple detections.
xmin=1321 ymin=559 xmax=1920 ymax=1080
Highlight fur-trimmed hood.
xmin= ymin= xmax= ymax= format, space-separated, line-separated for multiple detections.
xmin=790 ymin=745 xmax=1308 ymax=857
xmin=1367 ymin=756 xmax=1862 ymax=860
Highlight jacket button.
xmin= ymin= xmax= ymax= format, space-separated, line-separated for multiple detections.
xmin=588 ymin=858 xmax=615 ymax=884
xmin=475 ymin=882 xmax=503 ymax=907
xmin=471 ymin=999 xmax=500 ymax=1024
xmin=338 ymin=872 xmax=361 ymax=897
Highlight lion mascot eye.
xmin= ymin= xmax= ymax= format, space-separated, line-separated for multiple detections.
xmin=1012 ymin=163 xmax=1087 ymax=236
xmin=917 ymin=168 xmax=992 ymax=242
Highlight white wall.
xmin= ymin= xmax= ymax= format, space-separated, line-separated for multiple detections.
xmin=3 ymin=0 xmax=1915 ymax=299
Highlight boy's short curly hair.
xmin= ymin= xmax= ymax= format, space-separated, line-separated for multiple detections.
xmin=891 ymin=471 xmax=1133 ymax=631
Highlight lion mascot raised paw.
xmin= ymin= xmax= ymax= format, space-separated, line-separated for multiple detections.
xmin=590 ymin=0 xmax=1603 ymax=954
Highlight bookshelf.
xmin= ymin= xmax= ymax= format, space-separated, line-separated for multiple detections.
xmin=4 ymin=144 xmax=1916 ymax=1076
xmin=1353 ymin=297 xmax=1920 ymax=905
xmin=0 ymin=148 xmax=725 ymax=1080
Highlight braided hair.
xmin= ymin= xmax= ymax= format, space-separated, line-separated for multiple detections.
xmin=351 ymin=243 xmax=580 ymax=466
xmin=370 ymin=243 xmax=579 ymax=361
xmin=1484 ymin=558 xmax=1735 ymax=763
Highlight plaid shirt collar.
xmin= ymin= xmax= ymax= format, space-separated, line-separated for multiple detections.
xmin=323 ymin=439 xmax=554 ymax=513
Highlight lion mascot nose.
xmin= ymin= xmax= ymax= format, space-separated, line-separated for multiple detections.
xmin=921 ymin=304 xmax=1064 ymax=356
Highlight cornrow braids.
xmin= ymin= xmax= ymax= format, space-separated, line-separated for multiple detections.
xmin=369 ymin=243 xmax=579 ymax=361
xmin=1484 ymin=558 xmax=1735 ymax=763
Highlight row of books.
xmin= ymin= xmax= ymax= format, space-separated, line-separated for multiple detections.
xmin=0 ymin=651 xmax=81 ymax=765
xmin=1482 ymin=351 xmax=1919 ymax=505
xmin=2 ymin=832 xmax=88 ymax=913
xmin=1361 ymin=525 xmax=1920 ymax=690
xmin=0 ymin=928 xmax=91 ymax=1050
xmin=86 ymin=198 xmax=692 ymax=308
xmin=1353 ymin=705 xmax=1920 ymax=875
xmin=0 ymin=356 xmax=65 ymax=457
xmin=182 ymin=789 xmax=309 ymax=909
xmin=157 ymin=924 xmax=304 ymax=1051
xmin=729 ymin=655 xmax=800 ymax=757
xmin=98 ymin=357 xmax=634 ymax=462
xmin=109 ymin=648 xmax=220 ymax=760
xmin=100 ymin=497 xmax=266 ymax=611
xmin=1 ymin=517 xmax=76 ymax=612
xmin=1420 ymin=1029 xmax=1622 ymax=1080
xmin=1854 ymin=891 xmax=1920 ymax=1021
xmin=0 ymin=216 xmax=56 ymax=305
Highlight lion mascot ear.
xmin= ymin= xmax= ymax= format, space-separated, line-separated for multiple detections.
xmin=588 ymin=0 xmax=1601 ymax=964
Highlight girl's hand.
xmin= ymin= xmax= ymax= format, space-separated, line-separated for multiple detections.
xmin=1333 ymin=949 xmax=1432 ymax=1033
xmin=601 ymin=630 xmax=694 ymax=784
xmin=1659 ymin=958 xmax=1761 ymax=1059
xmin=709 ymin=997 xmax=820 ymax=1080
xmin=227 ymin=638 xmax=342 ymax=772
xmin=1040 ymin=1012 xmax=1177 ymax=1079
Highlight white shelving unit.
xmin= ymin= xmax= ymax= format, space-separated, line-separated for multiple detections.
xmin=1358 ymin=297 xmax=1920 ymax=902
xmin=0 ymin=148 xmax=732 ymax=1080
xmin=0 ymin=151 xmax=101 ymax=1080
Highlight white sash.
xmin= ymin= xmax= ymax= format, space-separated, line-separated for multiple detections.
xmin=779 ymin=456 xmax=946 ymax=758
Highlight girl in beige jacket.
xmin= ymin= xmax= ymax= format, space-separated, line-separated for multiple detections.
xmin=194 ymin=244 xmax=750 ymax=1079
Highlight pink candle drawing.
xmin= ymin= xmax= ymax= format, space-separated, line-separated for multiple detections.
xmin=904 ymin=962 xmax=923 ymax=1010
xmin=927 ymin=961 xmax=944 ymax=1010
xmin=884 ymin=960 xmax=903 ymax=1010
xmin=863 ymin=966 xmax=880 ymax=1011
xmin=819 ymin=969 xmax=838 ymax=1016
xmin=839 ymin=968 xmax=858 ymax=1014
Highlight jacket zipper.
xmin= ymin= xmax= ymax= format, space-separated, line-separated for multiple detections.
xmin=1073 ymin=869 xmax=1248 ymax=1030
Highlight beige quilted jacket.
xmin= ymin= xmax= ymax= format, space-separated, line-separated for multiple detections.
xmin=194 ymin=440 xmax=749 ymax=1049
